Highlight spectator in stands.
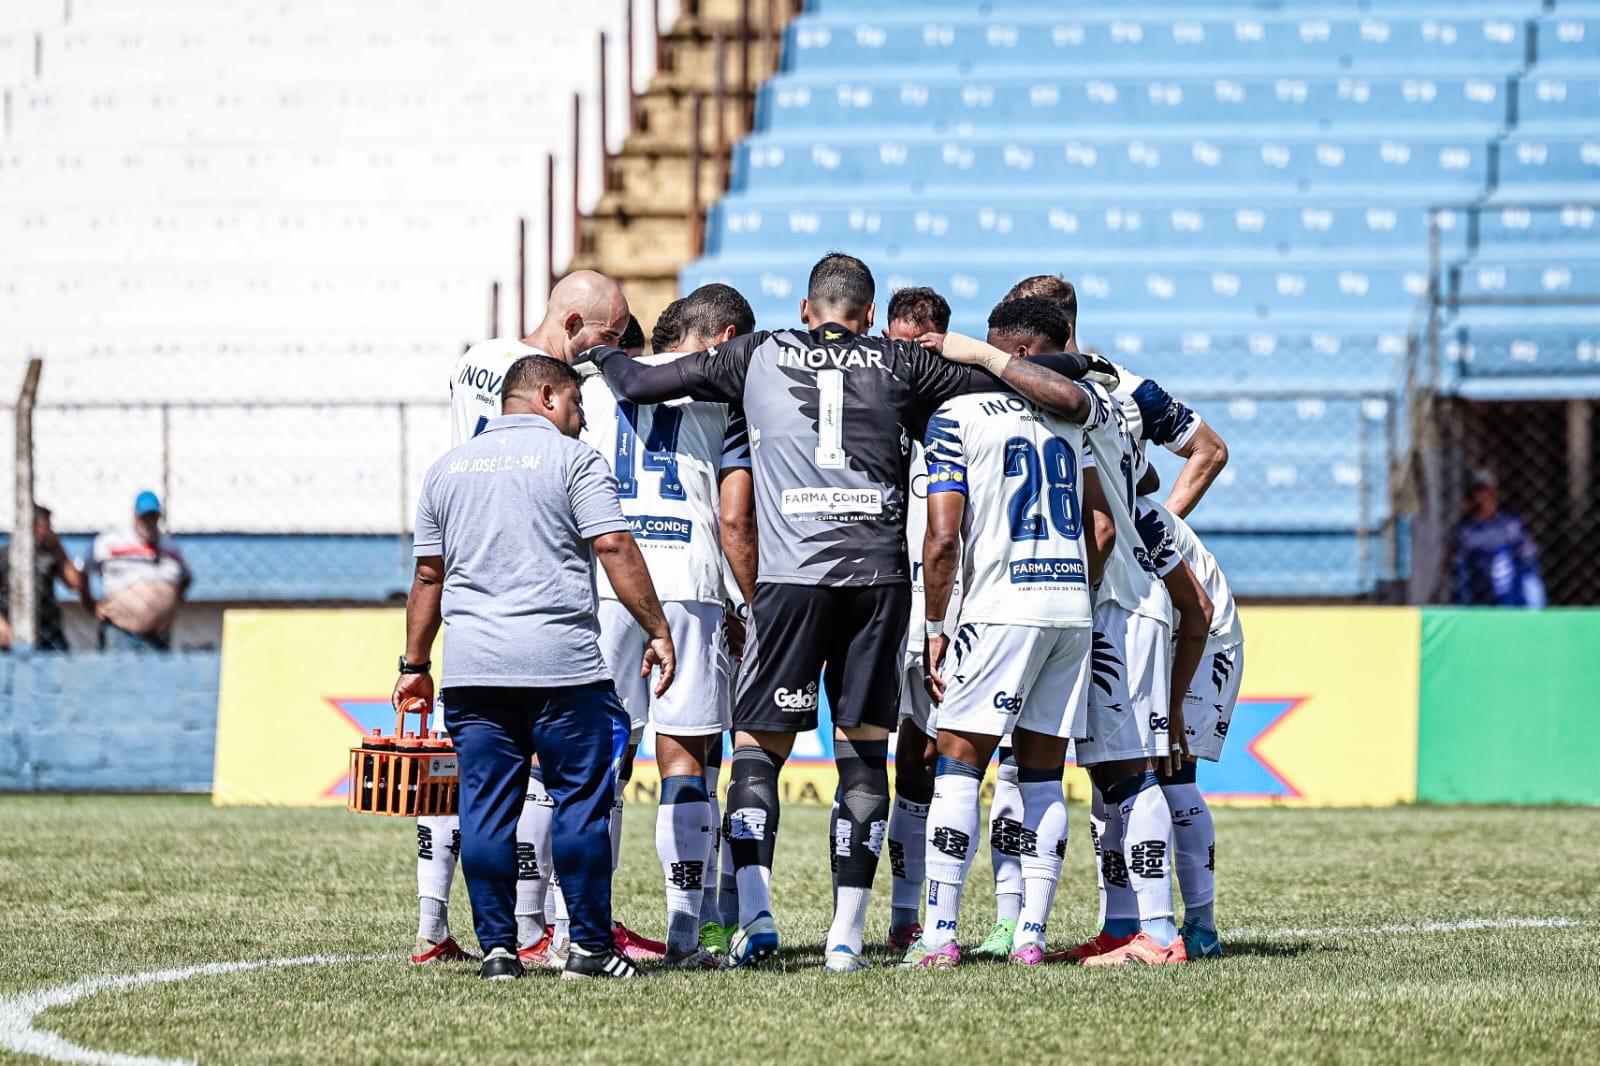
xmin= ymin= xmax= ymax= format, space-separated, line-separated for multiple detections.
xmin=0 ymin=505 xmax=87 ymax=652
xmin=1450 ymin=469 xmax=1545 ymax=608
xmin=83 ymin=491 xmax=192 ymax=651
xmin=620 ymin=314 xmax=646 ymax=357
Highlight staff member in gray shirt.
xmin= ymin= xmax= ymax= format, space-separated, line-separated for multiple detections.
xmin=394 ymin=355 xmax=677 ymax=982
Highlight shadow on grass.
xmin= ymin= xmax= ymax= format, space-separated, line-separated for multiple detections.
xmin=1214 ymin=938 xmax=1336 ymax=959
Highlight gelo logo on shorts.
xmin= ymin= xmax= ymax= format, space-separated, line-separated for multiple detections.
xmin=992 ymin=690 xmax=1025 ymax=712
xmin=773 ymin=681 xmax=819 ymax=712
xmin=628 ymin=514 xmax=693 ymax=543
xmin=1148 ymin=713 xmax=1169 ymax=733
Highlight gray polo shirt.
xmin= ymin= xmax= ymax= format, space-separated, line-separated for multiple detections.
xmin=414 ymin=413 xmax=631 ymax=688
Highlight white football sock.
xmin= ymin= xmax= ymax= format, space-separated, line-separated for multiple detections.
xmin=887 ymin=791 xmax=931 ymax=928
xmin=551 ymin=878 xmax=570 ymax=945
xmin=734 ymin=863 xmax=771 ymax=925
xmin=1121 ymin=773 xmax=1177 ymax=943
xmin=514 ymin=774 xmax=553 ymax=947
xmin=1015 ymin=777 xmax=1068 ymax=951
xmin=922 ymin=765 xmax=981 ymax=950
xmin=657 ymin=775 xmax=714 ymax=953
xmin=989 ymin=757 xmax=1024 ymax=923
xmin=1163 ymin=780 xmax=1215 ymax=928
xmin=415 ymin=815 xmax=459 ymax=942
xmin=610 ymin=786 xmax=626 ymax=871
xmin=700 ymin=762 xmax=722 ymax=926
xmin=1089 ymin=786 xmax=1109 ymax=928
xmin=826 ymin=886 xmax=872 ymax=955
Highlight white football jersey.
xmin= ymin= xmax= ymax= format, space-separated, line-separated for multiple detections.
xmin=905 ymin=442 xmax=962 ymax=653
xmin=922 ymin=392 xmax=1096 ymax=629
xmin=1112 ymin=363 xmax=1204 ymax=465
xmin=449 ymin=338 xmax=549 ymax=446
xmin=580 ymin=353 xmax=750 ymax=606
xmin=1140 ymin=496 xmax=1242 ymax=652
xmin=1082 ymin=383 xmax=1178 ymax=623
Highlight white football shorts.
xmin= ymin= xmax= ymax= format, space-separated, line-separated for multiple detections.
xmin=1076 ymin=603 xmax=1173 ymax=765
xmin=932 ymin=623 xmax=1093 ymax=740
xmin=897 ymin=649 xmax=935 ymax=736
xmin=1181 ymin=642 xmax=1244 ymax=762
xmin=598 ymin=599 xmax=731 ymax=736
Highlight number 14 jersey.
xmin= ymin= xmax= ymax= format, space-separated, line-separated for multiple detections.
xmin=580 ymin=354 xmax=749 ymax=606
xmin=923 ymin=391 xmax=1102 ymax=628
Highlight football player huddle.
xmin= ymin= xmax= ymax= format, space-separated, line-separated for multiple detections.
xmin=414 ymin=253 xmax=1242 ymax=974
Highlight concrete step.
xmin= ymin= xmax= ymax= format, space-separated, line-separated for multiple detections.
xmin=633 ymin=85 xmax=750 ymax=151
xmin=606 ymin=146 xmax=728 ymax=213
xmin=580 ymin=205 xmax=697 ymax=275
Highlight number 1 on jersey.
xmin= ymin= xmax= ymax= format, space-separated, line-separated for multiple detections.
xmin=814 ymin=368 xmax=846 ymax=469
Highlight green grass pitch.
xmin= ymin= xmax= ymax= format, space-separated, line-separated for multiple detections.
xmin=4 ymin=796 xmax=1599 ymax=1064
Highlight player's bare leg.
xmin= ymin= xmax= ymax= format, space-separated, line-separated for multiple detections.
xmin=655 ymin=732 xmax=719 ymax=969
xmin=825 ymin=723 xmax=892 ymax=972
xmin=887 ymin=721 xmax=936 ymax=949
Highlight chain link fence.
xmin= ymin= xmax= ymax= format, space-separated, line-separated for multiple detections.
xmin=1404 ymin=200 xmax=1600 ymax=608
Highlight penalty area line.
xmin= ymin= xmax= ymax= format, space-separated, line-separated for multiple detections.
xmin=0 ymin=953 xmax=393 ymax=1066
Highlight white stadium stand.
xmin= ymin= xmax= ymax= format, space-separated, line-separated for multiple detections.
xmin=0 ymin=0 xmax=673 ymax=535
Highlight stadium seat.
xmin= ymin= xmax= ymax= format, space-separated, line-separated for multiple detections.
xmin=706 ymin=198 xmax=1473 ymax=257
xmin=784 ymin=10 xmax=1537 ymax=73
xmin=727 ymin=132 xmax=1494 ymax=195
xmin=758 ymin=73 xmax=1515 ymax=135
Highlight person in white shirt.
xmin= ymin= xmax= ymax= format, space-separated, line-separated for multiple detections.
xmin=449 ymin=270 xmax=631 ymax=444
xmin=83 ymin=491 xmax=190 ymax=652
xmin=413 ymin=270 xmax=631 ymax=968
xmin=579 ymin=282 xmax=756 ymax=969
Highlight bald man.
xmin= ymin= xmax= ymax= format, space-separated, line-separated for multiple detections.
xmin=449 ymin=270 xmax=631 ymax=443
xmin=413 ymin=270 xmax=632 ymax=968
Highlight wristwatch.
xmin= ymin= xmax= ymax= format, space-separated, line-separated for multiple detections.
xmin=398 ymin=656 xmax=431 ymax=675
xmin=924 ymin=619 xmax=946 ymax=640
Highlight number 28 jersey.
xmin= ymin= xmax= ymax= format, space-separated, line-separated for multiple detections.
xmin=580 ymin=353 xmax=750 ymax=606
xmin=922 ymin=391 xmax=1100 ymax=628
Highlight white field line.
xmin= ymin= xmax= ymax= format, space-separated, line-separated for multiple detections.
xmin=0 ymin=954 xmax=391 ymax=1066
xmin=0 ymin=920 xmax=1592 ymax=1064
xmin=1224 ymin=916 xmax=1586 ymax=939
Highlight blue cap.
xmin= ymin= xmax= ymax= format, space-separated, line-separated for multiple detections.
xmin=134 ymin=490 xmax=162 ymax=515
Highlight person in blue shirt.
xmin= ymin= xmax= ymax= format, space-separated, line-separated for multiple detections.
xmin=1450 ymin=469 xmax=1546 ymax=608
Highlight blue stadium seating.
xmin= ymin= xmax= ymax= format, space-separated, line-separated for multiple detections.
xmin=685 ymin=0 xmax=1599 ymax=598
xmin=759 ymin=74 xmax=1516 ymax=134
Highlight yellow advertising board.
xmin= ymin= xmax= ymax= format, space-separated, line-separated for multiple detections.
xmin=213 ymin=606 xmax=1419 ymax=808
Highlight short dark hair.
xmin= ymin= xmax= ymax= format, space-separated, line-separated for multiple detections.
xmin=886 ymin=286 xmax=951 ymax=333
xmin=806 ymin=251 xmax=875 ymax=315
xmin=1004 ymin=274 xmax=1077 ymax=332
xmin=651 ymin=299 xmax=687 ymax=352
xmin=987 ymin=296 xmax=1071 ymax=350
xmin=620 ymin=313 xmax=645 ymax=352
xmin=680 ymin=282 xmax=756 ymax=343
xmin=502 ymin=354 xmax=580 ymax=408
